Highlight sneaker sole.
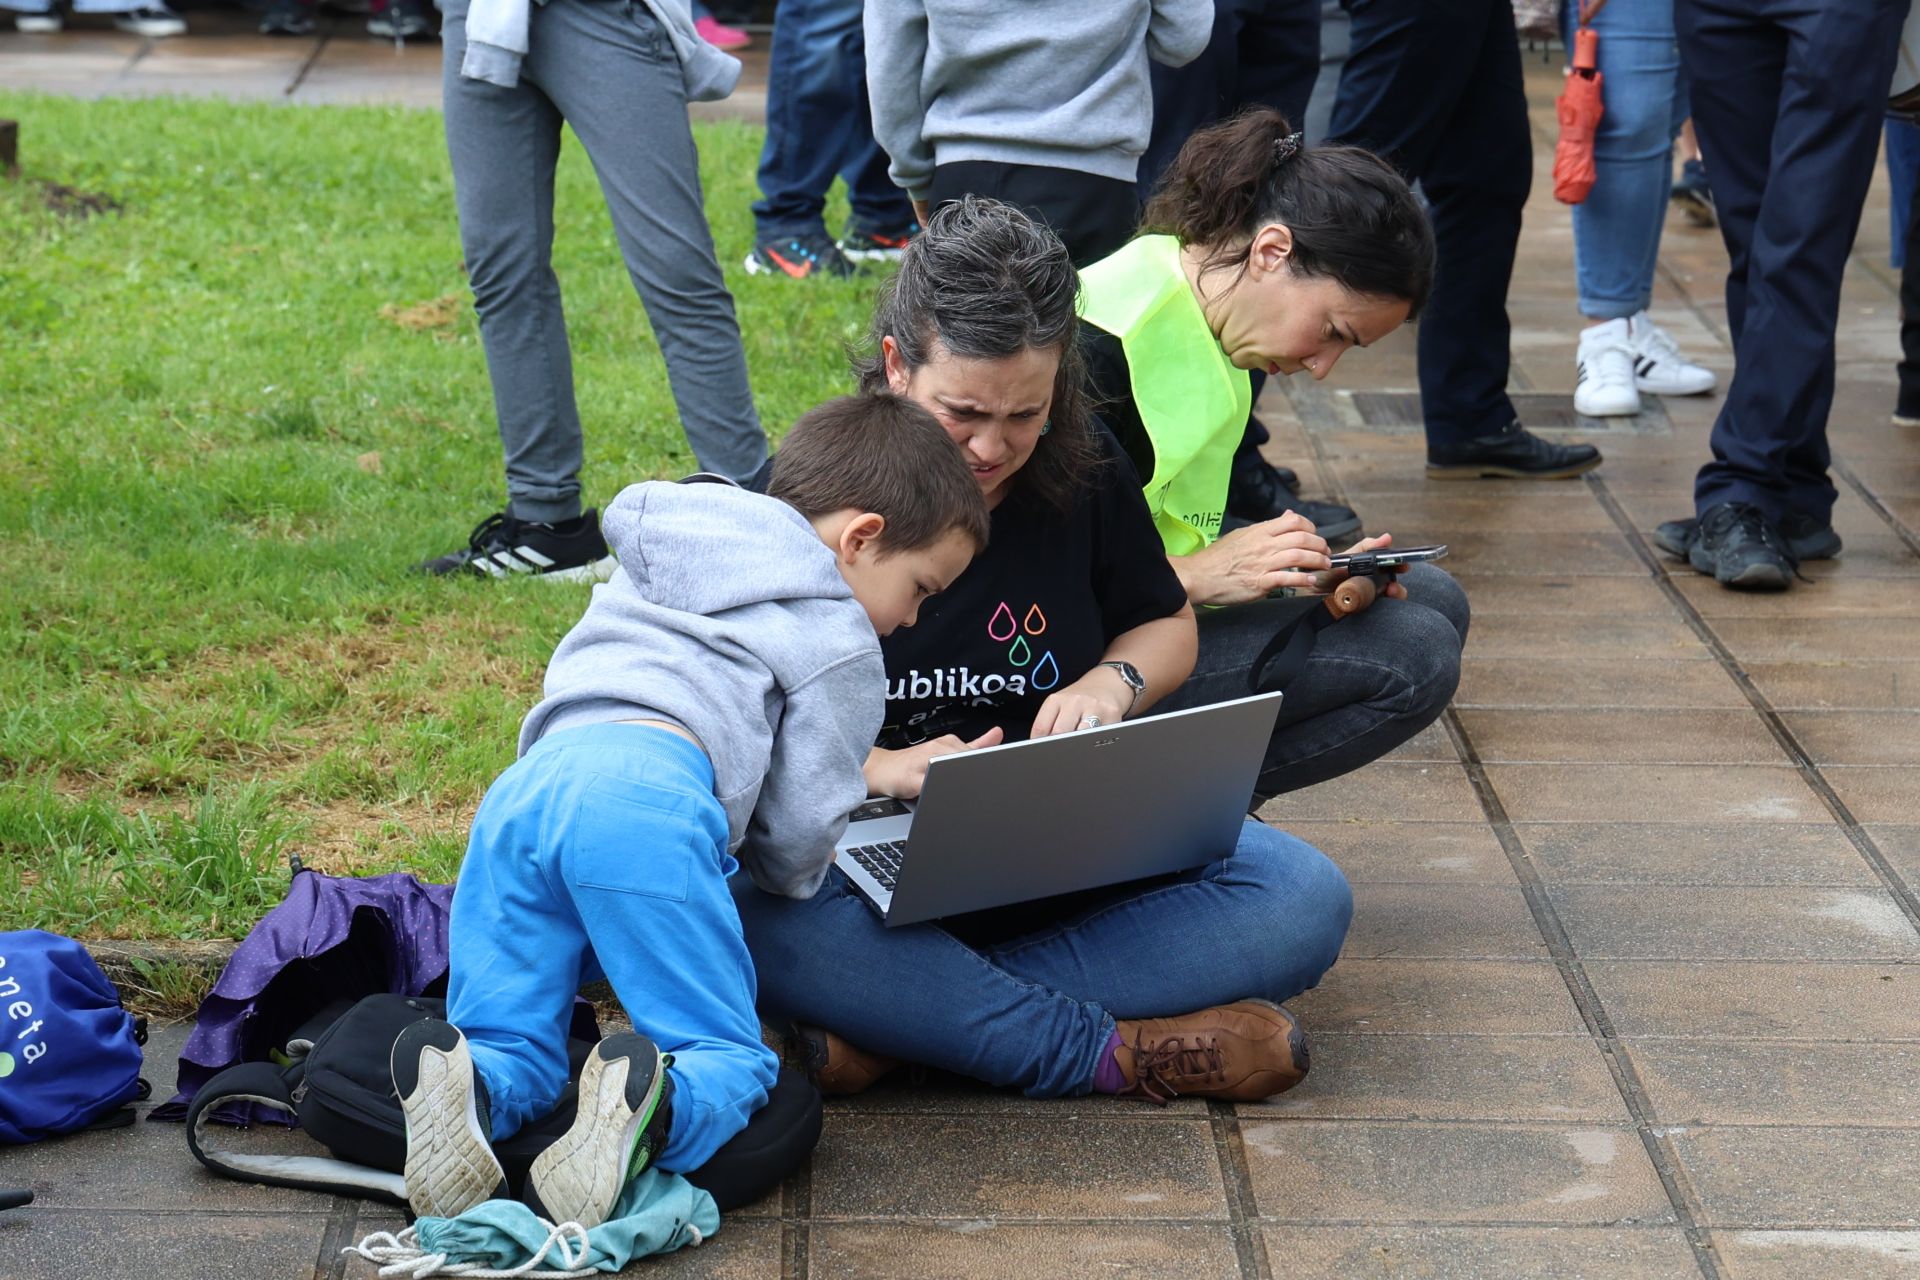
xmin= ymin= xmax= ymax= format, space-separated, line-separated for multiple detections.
xmin=464 ymin=554 xmax=617 ymax=584
xmin=838 ymin=248 xmax=905 ymax=264
xmin=1635 ymin=376 xmax=1716 ymax=397
xmin=1573 ymin=395 xmax=1642 ymax=418
xmin=1656 ymin=522 xmax=1840 ymax=562
xmin=527 ymin=1033 xmax=666 ymax=1229
xmin=15 ymin=16 xmax=62 ymax=30
xmin=392 ymin=1021 xmax=507 ymax=1221
xmin=115 ymin=18 xmax=186 ymax=34
xmin=1688 ymin=546 xmax=1793 ymax=591
xmin=1425 ymin=456 xmax=1602 ymax=481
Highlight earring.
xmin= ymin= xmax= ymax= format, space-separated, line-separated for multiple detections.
xmin=1040 ymin=421 xmax=1053 ymax=436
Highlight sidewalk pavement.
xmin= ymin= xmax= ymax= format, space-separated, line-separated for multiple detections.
xmin=1 ymin=39 xmax=1917 ymax=1280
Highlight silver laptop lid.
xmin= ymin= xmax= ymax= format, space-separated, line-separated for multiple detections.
xmin=876 ymin=691 xmax=1283 ymax=926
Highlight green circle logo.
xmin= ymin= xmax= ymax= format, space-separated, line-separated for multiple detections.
xmin=0 ymin=1051 xmax=14 ymax=1079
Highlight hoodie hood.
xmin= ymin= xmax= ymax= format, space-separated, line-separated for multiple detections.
xmin=603 ymin=479 xmax=857 ymax=618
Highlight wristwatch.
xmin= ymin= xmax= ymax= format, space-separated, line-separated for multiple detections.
xmin=1097 ymin=660 xmax=1146 ymax=718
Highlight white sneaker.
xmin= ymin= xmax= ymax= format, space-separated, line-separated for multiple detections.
xmin=15 ymin=10 xmax=63 ymax=29
xmin=1574 ymin=319 xmax=1641 ymax=417
xmin=1627 ymin=312 xmax=1716 ymax=396
xmin=113 ymin=4 xmax=185 ymax=35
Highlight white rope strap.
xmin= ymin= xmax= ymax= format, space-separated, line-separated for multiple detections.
xmin=341 ymin=1220 xmax=599 ymax=1279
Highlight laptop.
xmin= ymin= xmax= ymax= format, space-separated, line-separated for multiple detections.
xmin=833 ymin=691 xmax=1284 ymax=927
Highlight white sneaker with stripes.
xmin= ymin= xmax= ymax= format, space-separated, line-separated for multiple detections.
xmin=1627 ymin=312 xmax=1716 ymax=396
xmin=1574 ymin=319 xmax=1641 ymax=418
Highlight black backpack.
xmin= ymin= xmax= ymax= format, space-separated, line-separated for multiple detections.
xmin=185 ymin=993 xmax=819 ymax=1213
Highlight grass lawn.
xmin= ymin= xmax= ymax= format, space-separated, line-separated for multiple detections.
xmin=0 ymin=91 xmax=883 ymax=944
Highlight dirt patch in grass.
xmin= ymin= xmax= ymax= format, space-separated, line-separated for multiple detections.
xmin=41 ymin=181 xmax=121 ymax=219
xmin=379 ymin=294 xmax=465 ymax=337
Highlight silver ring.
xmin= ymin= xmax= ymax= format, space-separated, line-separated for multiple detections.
xmin=1081 ymin=715 xmax=1102 ymax=729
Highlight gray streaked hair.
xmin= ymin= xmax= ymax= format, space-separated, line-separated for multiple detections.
xmin=853 ymin=197 xmax=1100 ymax=513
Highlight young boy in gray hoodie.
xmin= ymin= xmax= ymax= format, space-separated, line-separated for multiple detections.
xmin=392 ymin=395 xmax=989 ymax=1227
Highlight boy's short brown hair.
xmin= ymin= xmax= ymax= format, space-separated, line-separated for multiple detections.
xmin=769 ymin=394 xmax=991 ymax=554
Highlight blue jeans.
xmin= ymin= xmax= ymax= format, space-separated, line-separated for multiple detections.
xmin=1562 ymin=0 xmax=1689 ymax=320
xmin=447 ymin=724 xmax=779 ymax=1173
xmin=750 ymin=0 xmax=911 ymax=241
xmin=732 ymin=820 xmax=1352 ymax=1096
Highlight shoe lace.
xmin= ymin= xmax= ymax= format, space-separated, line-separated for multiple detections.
xmin=1709 ymin=502 xmax=1804 ymax=575
xmin=1121 ymin=1031 xmax=1226 ymax=1105
xmin=464 ymin=511 xmax=515 ymax=555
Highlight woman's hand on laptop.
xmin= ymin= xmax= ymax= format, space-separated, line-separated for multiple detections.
xmin=863 ymin=727 xmax=1006 ymax=799
xmin=1029 ymin=675 xmax=1134 ymax=740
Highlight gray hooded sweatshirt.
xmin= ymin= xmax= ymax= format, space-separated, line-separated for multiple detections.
xmin=519 ymin=481 xmax=883 ymax=900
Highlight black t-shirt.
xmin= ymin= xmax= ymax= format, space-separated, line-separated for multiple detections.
xmin=879 ymin=428 xmax=1188 ymax=748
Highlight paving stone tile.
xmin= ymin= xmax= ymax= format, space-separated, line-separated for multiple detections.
xmin=1290 ymin=958 xmax=1584 ymax=1036
xmin=642 ymin=1219 xmax=782 ymax=1279
xmin=1713 ymin=617 xmax=1920 ymax=663
xmin=1239 ymin=1122 xmax=1674 ymax=1225
xmin=1787 ymin=536 xmax=1920 ymax=578
xmin=1383 ymin=720 xmax=1457 ymax=761
xmin=1447 ymin=573 xmax=1672 ymax=616
xmin=1715 ymin=1229 xmax=1920 ymax=1277
xmin=1484 ymin=763 xmax=1826 ymax=823
xmin=829 ymin=1072 xmax=1206 ymax=1118
xmin=810 ymin=1223 xmax=1241 ymax=1279
xmin=18 ymin=1208 xmax=332 ymax=1280
xmin=1549 ymin=885 xmax=1920 ymax=959
xmin=1868 ymin=824 xmax=1920 ymax=892
xmin=1626 ymin=1040 xmax=1920 ymax=1126
xmin=1674 ymin=573 xmax=1920 ymax=618
xmin=1779 ymin=711 xmax=1920 ymax=766
xmin=1456 ymin=657 xmax=1746 ymax=708
xmin=808 ymin=1115 xmax=1227 ymax=1220
xmin=1337 ymin=494 xmax=1617 ymax=535
xmin=1246 ymin=1034 xmax=1628 ymax=1123
xmin=1587 ymin=960 xmax=1920 ymax=1039
xmin=1459 ymin=614 xmax=1705 ymax=660
xmin=1515 ymin=822 xmax=1880 ymax=886
xmin=1281 ymin=821 xmax=1517 ymax=886
xmin=1260 ymin=1226 xmax=1701 ymax=1278
xmin=1822 ymin=767 xmax=1920 ymax=824
xmin=1745 ymin=660 xmax=1920 ymax=710
xmin=1458 ymin=708 xmax=1787 ymax=765
xmin=1263 ymin=762 xmax=1485 ymax=824
xmin=1345 ymin=885 xmax=1549 ymax=959
xmin=1429 ymin=531 xmax=1646 ymax=577
xmin=1672 ymin=1126 xmax=1920 ymax=1227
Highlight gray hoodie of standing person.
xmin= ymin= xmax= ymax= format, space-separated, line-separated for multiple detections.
xmin=519 ymin=480 xmax=884 ymax=899
xmin=863 ymin=0 xmax=1214 ymax=201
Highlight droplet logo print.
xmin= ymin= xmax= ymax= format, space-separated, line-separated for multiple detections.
xmin=987 ymin=602 xmax=1059 ymax=690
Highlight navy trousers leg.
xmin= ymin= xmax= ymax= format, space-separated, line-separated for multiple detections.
xmin=1678 ymin=0 xmax=1906 ymax=523
xmin=1329 ymin=0 xmax=1532 ymax=447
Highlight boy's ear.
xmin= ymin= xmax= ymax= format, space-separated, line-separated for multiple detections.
xmin=837 ymin=511 xmax=888 ymax=562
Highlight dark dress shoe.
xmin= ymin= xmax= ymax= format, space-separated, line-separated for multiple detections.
xmin=1654 ymin=512 xmax=1841 ymax=561
xmin=1226 ymin=458 xmax=1361 ymax=541
xmin=1426 ymin=420 xmax=1602 ymax=479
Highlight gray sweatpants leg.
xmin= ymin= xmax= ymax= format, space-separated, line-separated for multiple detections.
xmin=442 ymin=0 xmax=766 ymax=522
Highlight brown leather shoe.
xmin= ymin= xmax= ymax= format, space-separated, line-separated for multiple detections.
xmin=788 ymin=1023 xmax=900 ymax=1097
xmin=1112 ymin=1000 xmax=1309 ymax=1104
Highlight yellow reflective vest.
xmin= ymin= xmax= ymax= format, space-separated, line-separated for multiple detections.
xmin=1079 ymin=234 xmax=1249 ymax=557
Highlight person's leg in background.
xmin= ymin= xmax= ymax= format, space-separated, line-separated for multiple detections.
xmin=1333 ymin=0 xmax=1600 ymax=480
xmin=1676 ymin=0 xmax=1905 ymax=589
xmin=747 ymin=0 xmax=869 ymax=279
xmin=537 ymin=0 xmax=768 ymax=486
xmin=1899 ymin=131 xmax=1920 ymax=426
xmin=1563 ymin=0 xmax=1715 ymax=421
xmin=832 ymin=9 xmax=918 ymax=265
xmin=430 ymin=0 xmax=621 ymax=579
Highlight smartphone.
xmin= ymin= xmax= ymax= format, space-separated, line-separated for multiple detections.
xmin=1325 ymin=544 xmax=1449 ymax=574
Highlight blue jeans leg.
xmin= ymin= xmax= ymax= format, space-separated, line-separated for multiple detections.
xmin=751 ymin=0 xmax=909 ymax=241
xmin=733 ymin=820 xmax=1352 ymax=1095
xmin=447 ymin=726 xmax=779 ymax=1173
xmin=1563 ymin=0 xmax=1683 ymax=320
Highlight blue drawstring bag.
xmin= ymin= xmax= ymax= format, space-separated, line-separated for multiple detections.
xmin=0 ymin=930 xmax=148 ymax=1144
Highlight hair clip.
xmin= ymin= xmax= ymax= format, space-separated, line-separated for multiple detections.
xmin=1272 ymin=132 xmax=1304 ymax=166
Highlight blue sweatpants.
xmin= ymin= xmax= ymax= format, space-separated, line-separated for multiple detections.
xmin=446 ymin=723 xmax=779 ymax=1173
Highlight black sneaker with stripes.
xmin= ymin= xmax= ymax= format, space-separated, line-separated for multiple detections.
xmin=415 ymin=509 xmax=616 ymax=582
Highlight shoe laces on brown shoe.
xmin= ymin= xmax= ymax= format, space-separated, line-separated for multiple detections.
xmin=1113 ymin=1000 xmax=1309 ymax=1105
xmin=788 ymin=1023 xmax=900 ymax=1097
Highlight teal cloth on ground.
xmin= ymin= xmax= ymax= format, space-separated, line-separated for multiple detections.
xmin=414 ymin=1169 xmax=720 ymax=1272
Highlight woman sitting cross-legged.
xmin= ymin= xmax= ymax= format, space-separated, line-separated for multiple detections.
xmin=731 ymin=199 xmax=1352 ymax=1107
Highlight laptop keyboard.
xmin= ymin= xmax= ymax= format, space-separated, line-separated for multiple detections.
xmin=845 ymin=840 xmax=908 ymax=891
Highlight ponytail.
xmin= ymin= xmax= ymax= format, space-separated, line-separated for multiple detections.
xmin=1142 ymin=107 xmax=1435 ymax=316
